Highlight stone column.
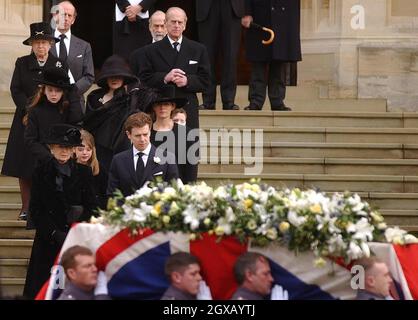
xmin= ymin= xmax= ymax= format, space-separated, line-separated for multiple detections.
xmin=0 ymin=0 xmax=42 ymax=93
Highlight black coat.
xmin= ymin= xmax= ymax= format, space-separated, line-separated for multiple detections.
xmin=107 ymin=145 xmax=179 ymax=197
xmin=83 ymin=87 xmax=143 ymax=172
xmin=196 ymin=0 xmax=245 ymax=22
xmin=24 ymin=97 xmax=83 ymax=167
xmin=1 ymin=53 xmax=66 ymax=178
xmin=139 ymin=36 xmax=211 ymax=130
xmin=244 ymin=0 xmax=301 ymax=62
xmin=23 ymin=158 xmax=98 ymax=299
xmin=151 ymin=123 xmax=198 ymax=184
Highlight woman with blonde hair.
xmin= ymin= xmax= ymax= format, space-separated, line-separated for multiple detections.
xmin=75 ymin=129 xmax=108 ymax=209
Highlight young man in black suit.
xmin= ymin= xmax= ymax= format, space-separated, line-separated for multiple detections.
xmin=139 ymin=6 xmax=210 ymax=131
xmin=107 ymin=112 xmax=179 ymax=197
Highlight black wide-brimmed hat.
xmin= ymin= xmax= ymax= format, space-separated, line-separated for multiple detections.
xmin=35 ymin=66 xmax=72 ymax=89
xmin=145 ymin=85 xmax=188 ymax=113
xmin=23 ymin=22 xmax=60 ymax=46
xmin=96 ymin=55 xmax=138 ymax=88
xmin=43 ymin=124 xmax=83 ymax=147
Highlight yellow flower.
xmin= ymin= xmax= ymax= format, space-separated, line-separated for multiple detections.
xmin=169 ymin=201 xmax=179 ymax=215
xmin=246 ymin=220 xmax=257 ymax=230
xmin=310 ymin=204 xmax=322 ymax=214
xmin=314 ymin=257 xmax=327 ymax=268
xmin=279 ymin=221 xmax=290 ymax=233
xmin=204 ymin=218 xmax=211 ymax=226
xmin=189 ymin=233 xmax=196 ymax=241
xmin=266 ymin=228 xmax=278 ymax=240
xmin=162 ymin=215 xmax=170 ymax=224
xmin=153 ymin=191 xmax=161 ymax=200
xmin=151 ymin=202 xmax=162 ymax=217
xmin=250 ymin=184 xmax=261 ymax=193
xmin=392 ymin=235 xmax=404 ymax=245
xmin=215 ymin=226 xmax=225 ymax=236
xmin=208 ymin=230 xmax=214 ymax=235
xmin=244 ymin=199 xmax=253 ymax=210
xmin=370 ymin=211 xmax=384 ymax=223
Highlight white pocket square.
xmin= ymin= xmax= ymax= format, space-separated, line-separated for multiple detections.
xmin=153 ymin=171 xmax=163 ymax=176
xmin=77 ymin=54 xmax=83 ymax=58
xmin=189 ymin=60 xmax=198 ymax=64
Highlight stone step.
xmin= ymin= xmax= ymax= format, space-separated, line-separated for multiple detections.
xmin=199 ymin=157 xmax=418 ymax=175
xmin=379 ymin=210 xmax=418 ymax=225
xmin=0 ymin=239 xmax=33 ymax=259
xmin=200 ymin=142 xmax=406 ymax=159
xmin=0 ymin=186 xmax=20 ymax=203
xmin=198 ymin=173 xmax=418 ymax=193
xmin=0 ymin=259 xmax=28 ymax=278
xmin=0 ymin=203 xmax=21 ymax=219
xmin=200 ymin=111 xmax=414 ymax=128
xmin=0 ymin=278 xmax=25 ymax=298
xmin=0 ymin=108 xmax=14 ymax=124
xmin=0 ymin=221 xmax=34 ymax=239
xmin=200 ymin=126 xmax=418 ymax=144
xmin=367 ymin=193 xmax=418 ymax=210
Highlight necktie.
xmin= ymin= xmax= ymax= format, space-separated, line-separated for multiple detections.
xmin=173 ymin=42 xmax=179 ymax=53
xmin=136 ymin=152 xmax=144 ymax=183
xmin=59 ymin=34 xmax=68 ymax=61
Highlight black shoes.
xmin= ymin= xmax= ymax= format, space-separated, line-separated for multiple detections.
xmin=223 ymin=104 xmax=240 ymax=110
xmin=18 ymin=211 xmax=27 ymax=221
xmin=198 ymin=104 xmax=215 ymax=110
xmin=244 ymin=104 xmax=262 ymax=110
xmin=271 ymin=103 xmax=292 ymax=111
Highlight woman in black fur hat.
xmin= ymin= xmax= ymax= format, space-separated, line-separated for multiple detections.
xmin=23 ymin=124 xmax=98 ymax=300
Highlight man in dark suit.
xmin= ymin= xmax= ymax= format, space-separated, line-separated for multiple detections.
xmin=107 ymin=112 xmax=179 ymax=197
xmin=51 ymin=1 xmax=95 ymax=111
xmin=130 ymin=10 xmax=167 ymax=78
xmin=241 ymin=0 xmax=301 ymax=111
xmin=196 ymin=0 xmax=245 ymax=110
xmin=139 ymin=6 xmax=210 ymax=130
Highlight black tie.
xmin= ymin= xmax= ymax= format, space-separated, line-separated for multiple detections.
xmin=136 ymin=152 xmax=144 ymax=183
xmin=59 ymin=34 xmax=68 ymax=62
xmin=173 ymin=42 xmax=179 ymax=53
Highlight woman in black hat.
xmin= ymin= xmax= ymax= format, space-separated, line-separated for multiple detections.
xmin=24 ymin=66 xmax=83 ymax=169
xmin=83 ymin=54 xmax=142 ymax=173
xmin=147 ymin=86 xmax=198 ymax=184
xmin=1 ymin=22 xmax=66 ymax=220
xmin=23 ymin=124 xmax=98 ymax=300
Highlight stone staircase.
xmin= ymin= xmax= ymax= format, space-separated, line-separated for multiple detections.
xmin=1 ymin=86 xmax=418 ymax=296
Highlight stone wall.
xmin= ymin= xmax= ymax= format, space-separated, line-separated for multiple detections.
xmin=0 ymin=0 xmax=42 ymax=94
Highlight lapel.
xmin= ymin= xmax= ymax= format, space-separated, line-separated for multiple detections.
xmin=139 ymin=145 xmax=158 ymax=187
xmin=174 ymin=37 xmax=192 ymax=69
xmin=157 ymin=37 xmax=178 ymax=68
xmin=68 ymin=34 xmax=80 ymax=62
xmin=124 ymin=148 xmax=138 ymax=186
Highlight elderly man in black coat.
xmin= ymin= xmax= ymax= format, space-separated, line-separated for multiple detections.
xmin=242 ymin=0 xmax=301 ymax=111
xmin=139 ymin=6 xmax=210 ymax=131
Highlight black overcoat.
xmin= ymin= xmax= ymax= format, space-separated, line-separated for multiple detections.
xmin=23 ymin=158 xmax=98 ymax=299
xmin=244 ymin=0 xmax=301 ymax=62
xmin=1 ymin=53 xmax=65 ymax=178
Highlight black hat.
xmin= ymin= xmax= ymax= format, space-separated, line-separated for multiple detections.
xmin=43 ymin=124 xmax=83 ymax=147
xmin=145 ymin=85 xmax=188 ymax=113
xmin=35 ymin=66 xmax=72 ymax=89
xmin=23 ymin=22 xmax=60 ymax=46
xmin=96 ymin=55 xmax=138 ymax=88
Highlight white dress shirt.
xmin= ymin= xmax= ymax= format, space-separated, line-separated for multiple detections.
xmin=54 ymin=29 xmax=75 ymax=84
xmin=132 ymin=143 xmax=151 ymax=171
xmin=168 ymin=35 xmax=183 ymax=52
